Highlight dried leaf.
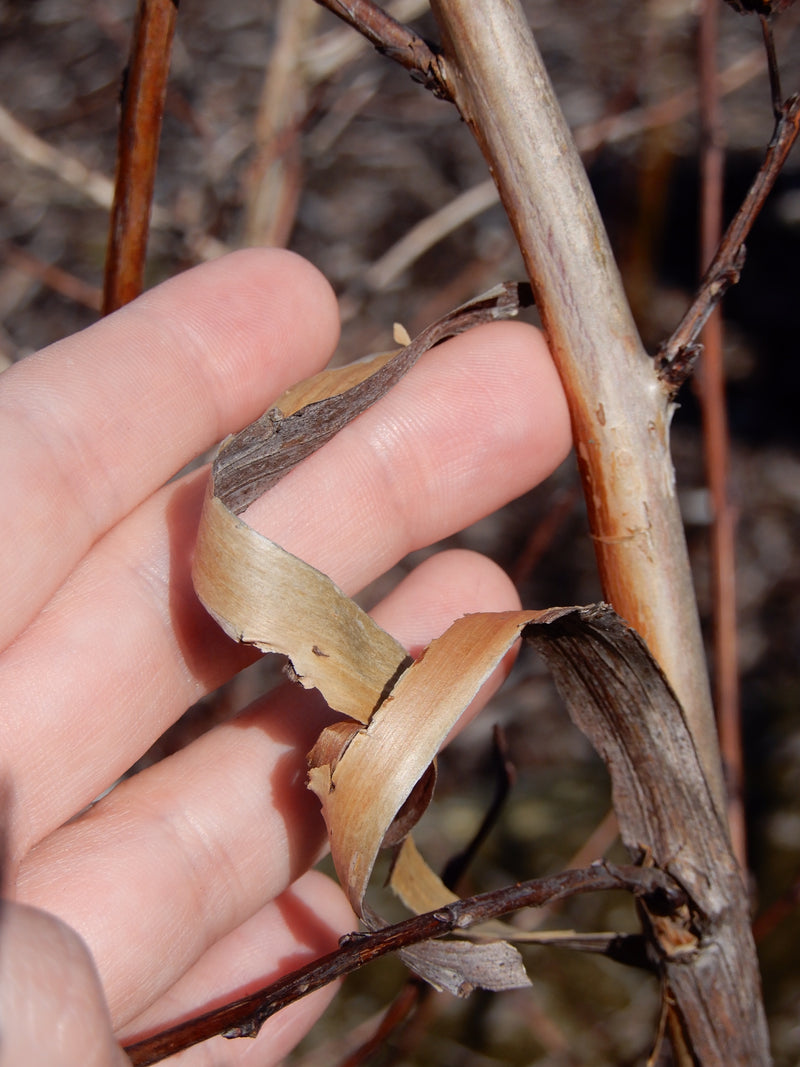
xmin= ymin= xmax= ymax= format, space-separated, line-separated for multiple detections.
xmin=361 ymin=903 xmax=531 ymax=996
xmin=398 ymin=934 xmax=531 ymax=995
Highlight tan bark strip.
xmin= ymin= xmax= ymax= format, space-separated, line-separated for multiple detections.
xmin=211 ymin=282 xmax=528 ymax=514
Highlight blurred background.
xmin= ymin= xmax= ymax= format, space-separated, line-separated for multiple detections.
xmin=0 ymin=1 xmax=798 ymax=1063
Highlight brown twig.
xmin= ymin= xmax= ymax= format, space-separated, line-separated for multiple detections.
xmin=304 ymin=0 xmax=428 ymax=86
xmin=656 ymin=92 xmax=800 ymax=381
xmin=361 ymin=34 xmax=782 ymax=295
xmin=511 ymin=807 xmax=619 ymax=934
xmin=103 ymin=0 xmax=177 ymax=314
xmin=313 ymin=0 xmax=450 ymax=99
xmin=122 ymin=862 xmax=679 ymax=1065
xmin=760 ymin=14 xmax=786 ymax=118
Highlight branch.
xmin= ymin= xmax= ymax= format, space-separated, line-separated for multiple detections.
xmin=656 ymin=93 xmax=800 ymax=381
xmin=696 ymin=0 xmax=747 ymax=870
xmin=122 ymin=862 xmax=678 ymax=1066
xmin=313 ymin=0 xmax=450 ymax=99
xmin=525 ymin=604 xmax=770 ymax=1062
xmin=325 ymin=2 xmax=772 ymax=1059
xmin=103 ymin=0 xmax=177 ymax=314
xmin=429 ymin=0 xmax=725 ymax=812
xmin=2 ymin=242 xmax=102 ymax=312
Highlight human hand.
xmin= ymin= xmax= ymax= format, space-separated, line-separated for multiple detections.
xmin=0 ymin=250 xmax=570 ymax=1064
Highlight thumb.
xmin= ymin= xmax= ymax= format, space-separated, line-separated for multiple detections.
xmin=0 ymin=901 xmax=129 ymax=1067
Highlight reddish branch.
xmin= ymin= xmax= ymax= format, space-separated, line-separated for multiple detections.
xmin=697 ymin=0 xmax=747 ymax=870
xmin=724 ymin=0 xmax=797 ymax=110
xmin=122 ymin=862 xmax=679 ymax=1065
xmin=103 ymin=0 xmax=177 ymax=314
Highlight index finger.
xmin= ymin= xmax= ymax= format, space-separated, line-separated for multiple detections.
xmin=0 ymin=250 xmax=340 ymax=652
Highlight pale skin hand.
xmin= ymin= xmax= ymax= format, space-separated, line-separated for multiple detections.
xmin=0 ymin=249 xmax=571 ymax=1066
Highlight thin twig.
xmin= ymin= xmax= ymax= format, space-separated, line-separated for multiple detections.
xmin=760 ymin=13 xmax=785 ymax=118
xmin=313 ymin=0 xmax=450 ymax=98
xmin=1 ymin=243 xmax=102 ymax=312
xmin=103 ymin=0 xmax=177 ymax=314
xmin=304 ymin=0 xmax=429 ymax=83
xmin=0 ymin=102 xmax=118 ymax=214
xmin=243 ymin=0 xmax=320 ymax=248
xmin=441 ymin=724 xmax=516 ymax=891
xmin=511 ymin=807 xmax=619 ymax=934
xmin=122 ymin=862 xmax=682 ymax=1066
xmin=656 ymin=92 xmax=800 ymax=380
xmin=363 ymin=177 xmax=499 ymax=291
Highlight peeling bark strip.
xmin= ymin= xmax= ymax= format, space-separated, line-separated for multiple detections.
xmin=193 ymin=286 xmax=542 ymax=996
xmin=211 ymin=281 xmax=530 ymax=513
xmin=524 ymin=605 xmax=770 ymax=1061
xmin=193 ymin=284 xmax=529 ymax=726
xmin=191 ymin=278 xmax=768 ymax=1061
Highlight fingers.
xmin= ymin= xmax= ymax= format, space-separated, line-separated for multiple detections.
xmin=16 ymin=550 xmax=522 ymax=1028
xmin=18 ymin=683 xmax=337 ymax=1027
xmin=118 ymin=871 xmax=353 ymax=1067
xmin=0 ymin=249 xmax=340 ymax=651
xmin=246 ymin=319 xmax=571 ymax=589
xmin=2 ymin=468 xmax=232 ymax=861
xmin=0 ymin=902 xmax=128 ymax=1067
xmin=3 ymin=318 xmax=569 ymax=857
xmin=368 ymin=547 xmax=519 ymax=661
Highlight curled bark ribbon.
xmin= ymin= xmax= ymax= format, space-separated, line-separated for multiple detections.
xmin=192 ymin=283 xmax=536 ymax=993
xmin=192 ymin=282 xmax=705 ymax=996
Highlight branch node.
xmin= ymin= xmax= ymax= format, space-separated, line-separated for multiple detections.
xmin=655 ymin=342 xmax=702 ymax=394
xmin=314 ymin=0 xmax=452 ymax=100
